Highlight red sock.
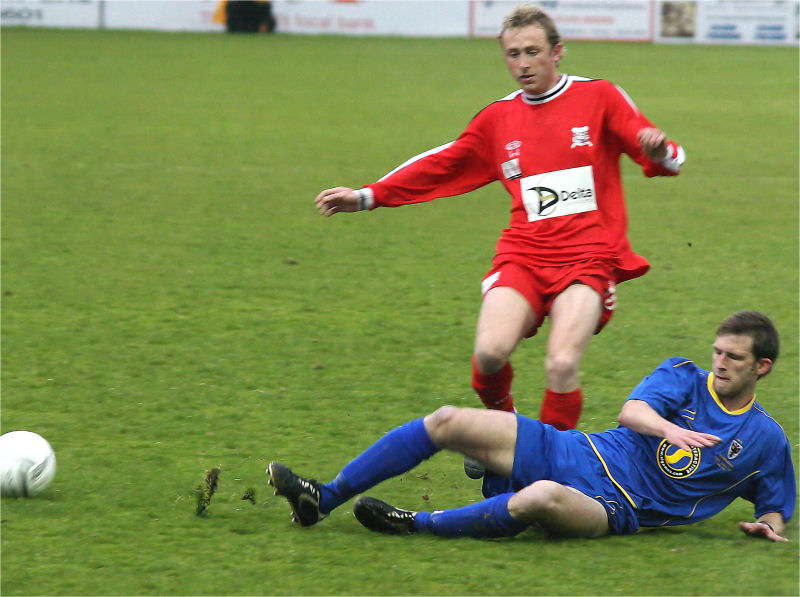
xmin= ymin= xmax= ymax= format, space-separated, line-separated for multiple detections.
xmin=471 ymin=356 xmax=515 ymax=412
xmin=539 ymin=388 xmax=582 ymax=430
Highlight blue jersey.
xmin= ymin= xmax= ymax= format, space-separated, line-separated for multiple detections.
xmin=584 ymin=357 xmax=795 ymax=527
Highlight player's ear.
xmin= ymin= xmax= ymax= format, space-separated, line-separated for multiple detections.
xmin=755 ymin=357 xmax=773 ymax=379
xmin=551 ymin=43 xmax=563 ymax=63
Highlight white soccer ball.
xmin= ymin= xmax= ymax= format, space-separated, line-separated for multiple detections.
xmin=0 ymin=431 xmax=57 ymax=497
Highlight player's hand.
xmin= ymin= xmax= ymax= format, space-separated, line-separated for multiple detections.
xmin=637 ymin=127 xmax=668 ymax=161
xmin=738 ymin=521 xmax=788 ymax=542
xmin=315 ymin=187 xmax=360 ymax=217
xmin=663 ymin=426 xmax=721 ymax=452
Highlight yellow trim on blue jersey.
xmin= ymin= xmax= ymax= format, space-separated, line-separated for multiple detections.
xmin=672 ymin=360 xmax=694 ymax=368
xmin=593 ymin=495 xmax=623 ymax=516
xmin=754 ymin=405 xmax=790 ymax=440
xmin=680 ymin=408 xmax=696 ymax=428
xmin=656 ymin=469 xmax=761 ymax=526
xmin=707 ymin=374 xmax=755 ymax=415
xmin=582 ymin=433 xmax=638 ymax=509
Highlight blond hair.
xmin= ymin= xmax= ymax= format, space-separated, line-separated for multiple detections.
xmin=499 ymin=3 xmax=560 ymax=48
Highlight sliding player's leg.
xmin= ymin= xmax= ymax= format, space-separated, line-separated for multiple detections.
xmin=269 ymin=407 xmax=518 ymax=525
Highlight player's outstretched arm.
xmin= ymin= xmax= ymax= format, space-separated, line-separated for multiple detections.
xmin=315 ymin=187 xmax=361 ymax=217
xmin=738 ymin=514 xmax=788 ymax=542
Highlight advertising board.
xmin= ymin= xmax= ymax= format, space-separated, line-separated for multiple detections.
xmin=272 ymin=0 xmax=469 ymax=37
xmin=1 ymin=0 xmax=100 ymax=28
xmin=2 ymin=0 xmax=797 ymax=45
xmin=470 ymin=0 xmax=653 ymax=41
xmin=103 ymin=0 xmax=222 ymax=32
xmin=656 ymin=0 xmax=798 ymax=45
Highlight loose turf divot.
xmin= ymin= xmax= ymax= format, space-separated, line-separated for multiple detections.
xmin=194 ymin=467 xmax=221 ymax=516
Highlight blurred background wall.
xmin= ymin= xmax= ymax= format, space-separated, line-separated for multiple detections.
xmin=1 ymin=0 xmax=798 ymax=45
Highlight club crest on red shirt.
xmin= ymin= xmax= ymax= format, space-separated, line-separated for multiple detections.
xmin=570 ymin=126 xmax=593 ymax=148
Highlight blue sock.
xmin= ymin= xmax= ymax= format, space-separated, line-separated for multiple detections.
xmin=413 ymin=493 xmax=528 ymax=538
xmin=319 ymin=417 xmax=438 ymax=514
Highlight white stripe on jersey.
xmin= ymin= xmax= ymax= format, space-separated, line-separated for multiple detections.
xmin=613 ymin=84 xmax=641 ymax=115
xmin=499 ymin=89 xmax=523 ymax=102
xmin=378 ymin=141 xmax=454 ymax=181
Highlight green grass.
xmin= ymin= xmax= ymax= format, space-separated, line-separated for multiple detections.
xmin=1 ymin=27 xmax=798 ymax=596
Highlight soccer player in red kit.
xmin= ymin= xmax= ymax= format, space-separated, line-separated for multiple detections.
xmin=315 ymin=4 xmax=686 ymax=469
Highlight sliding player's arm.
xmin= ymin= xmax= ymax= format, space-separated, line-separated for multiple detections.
xmin=738 ymin=513 xmax=788 ymax=542
xmin=739 ymin=436 xmax=795 ymax=543
xmin=617 ymin=399 xmax=721 ymax=452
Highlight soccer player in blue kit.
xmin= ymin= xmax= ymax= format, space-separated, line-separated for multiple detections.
xmin=269 ymin=311 xmax=794 ymax=541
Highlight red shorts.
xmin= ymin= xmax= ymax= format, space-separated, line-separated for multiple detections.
xmin=481 ymin=259 xmax=617 ymax=338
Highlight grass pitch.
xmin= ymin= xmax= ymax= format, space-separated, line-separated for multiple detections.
xmin=1 ymin=27 xmax=798 ymax=596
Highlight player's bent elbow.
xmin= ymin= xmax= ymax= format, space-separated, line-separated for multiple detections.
xmin=616 ymin=399 xmax=651 ymax=429
xmin=616 ymin=401 xmax=636 ymax=427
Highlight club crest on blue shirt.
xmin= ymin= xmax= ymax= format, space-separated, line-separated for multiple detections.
xmin=657 ymin=440 xmax=701 ymax=479
xmin=727 ymin=439 xmax=744 ymax=460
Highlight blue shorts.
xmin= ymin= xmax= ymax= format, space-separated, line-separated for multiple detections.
xmin=510 ymin=415 xmax=640 ymax=535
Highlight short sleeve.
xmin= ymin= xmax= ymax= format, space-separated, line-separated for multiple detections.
xmin=625 ymin=357 xmax=698 ymax=417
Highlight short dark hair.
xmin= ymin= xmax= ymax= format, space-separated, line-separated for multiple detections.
xmin=499 ymin=3 xmax=561 ymax=48
xmin=716 ymin=310 xmax=780 ymax=365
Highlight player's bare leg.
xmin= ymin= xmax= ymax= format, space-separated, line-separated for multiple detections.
xmin=473 ymin=286 xmax=537 ymax=380
xmin=540 ymin=283 xmax=602 ymax=430
xmin=472 ymin=286 xmax=536 ymax=414
xmin=508 ymin=480 xmax=610 ymax=538
xmin=466 ymin=287 xmax=536 ymax=476
xmin=424 ymin=406 xmax=517 ymax=478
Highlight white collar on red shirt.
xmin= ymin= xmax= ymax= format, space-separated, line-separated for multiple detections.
xmin=521 ymin=74 xmax=572 ymax=105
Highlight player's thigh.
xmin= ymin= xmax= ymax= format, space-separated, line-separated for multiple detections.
xmin=509 ymin=482 xmax=610 ymax=538
xmin=424 ymin=406 xmax=517 ymax=477
xmin=546 ymin=283 xmax=603 ymax=358
xmin=475 ymin=287 xmax=538 ymax=355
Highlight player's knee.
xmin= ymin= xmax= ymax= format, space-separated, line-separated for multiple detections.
xmin=423 ymin=405 xmax=462 ymax=447
xmin=473 ymin=345 xmax=512 ymax=375
xmin=544 ymin=352 xmax=580 ymax=383
xmin=507 ymin=480 xmax=565 ymax=522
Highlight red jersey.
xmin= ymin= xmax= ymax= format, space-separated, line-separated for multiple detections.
xmin=365 ymin=75 xmax=684 ymax=283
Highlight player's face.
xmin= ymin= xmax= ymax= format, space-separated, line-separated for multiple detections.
xmin=711 ymin=334 xmax=770 ymax=403
xmin=500 ymin=25 xmax=562 ymax=96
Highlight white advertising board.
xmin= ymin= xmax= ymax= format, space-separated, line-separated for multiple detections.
xmin=470 ymin=0 xmax=653 ymax=41
xmin=1 ymin=0 xmax=100 ymax=28
xmin=2 ymin=0 xmax=797 ymax=45
xmin=0 ymin=0 xmax=223 ymax=31
xmin=656 ymin=0 xmax=799 ymax=45
xmin=271 ymin=0 xmax=469 ymax=37
xmin=103 ymin=0 xmax=223 ymax=32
